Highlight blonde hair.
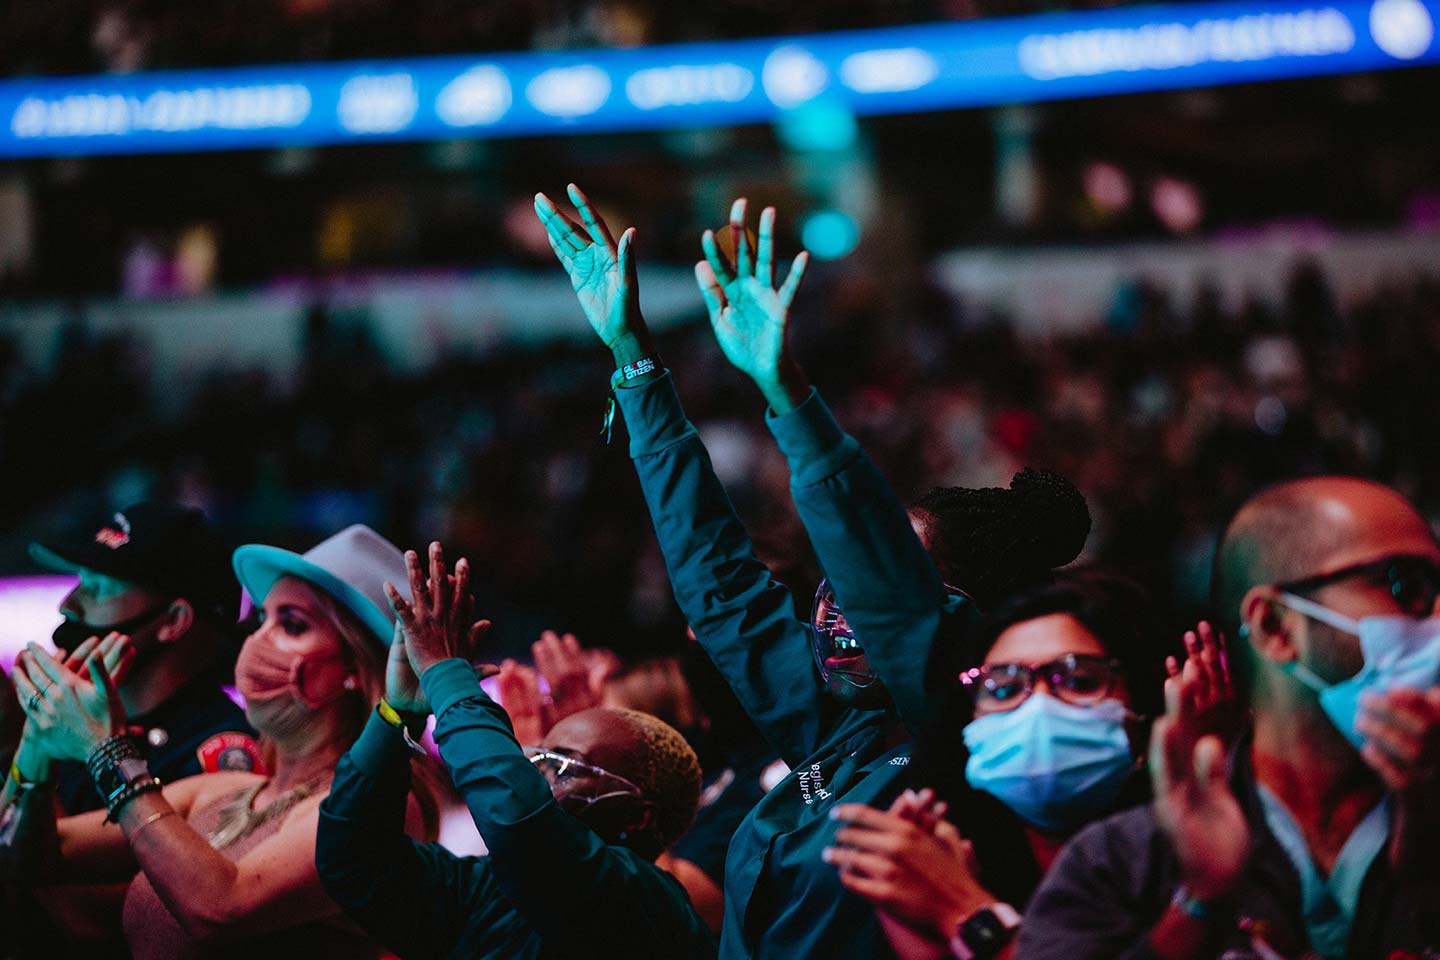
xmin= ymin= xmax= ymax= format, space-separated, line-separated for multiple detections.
xmin=274 ymin=577 xmax=443 ymax=838
xmin=604 ymin=706 xmax=703 ymax=854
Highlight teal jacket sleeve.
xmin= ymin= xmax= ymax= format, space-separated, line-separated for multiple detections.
xmin=421 ymin=658 xmax=714 ymax=958
xmin=315 ymin=711 xmax=474 ymax=960
xmin=614 ymin=371 xmax=827 ymax=767
xmin=766 ymin=388 xmax=956 ymax=736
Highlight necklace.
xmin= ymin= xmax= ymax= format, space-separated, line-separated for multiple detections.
xmin=206 ymin=779 xmax=322 ymax=850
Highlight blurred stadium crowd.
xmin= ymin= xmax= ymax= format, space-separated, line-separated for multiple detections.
xmin=4 ymin=255 xmax=1438 ymax=660
xmin=3 ymin=0 xmax=1135 ymax=76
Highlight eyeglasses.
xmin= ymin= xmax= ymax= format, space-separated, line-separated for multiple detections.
xmin=959 ymin=654 xmax=1124 ymax=712
xmin=1276 ymin=554 xmax=1440 ymax=620
xmin=524 ymin=748 xmax=643 ymax=802
xmin=811 ymin=582 xmax=861 ymax=652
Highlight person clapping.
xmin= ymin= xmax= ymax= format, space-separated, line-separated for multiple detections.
xmin=315 ymin=542 xmax=715 ymax=959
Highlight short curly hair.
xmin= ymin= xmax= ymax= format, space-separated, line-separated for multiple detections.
xmin=912 ymin=467 xmax=1091 ymax=610
xmin=604 ymin=707 xmax=704 ymax=857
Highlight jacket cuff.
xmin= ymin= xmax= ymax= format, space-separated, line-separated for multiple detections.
xmin=347 ymin=710 xmax=413 ymax=779
xmin=613 ymin=370 xmax=697 ymax=458
xmin=419 ymin=658 xmax=487 ymax=722
xmin=765 ymin=387 xmax=860 ymax=487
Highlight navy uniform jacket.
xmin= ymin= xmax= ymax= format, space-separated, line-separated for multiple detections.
xmin=315 ymin=658 xmax=716 ymax=960
xmin=1019 ymin=732 xmax=1440 ymax=960
xmin=613 ymin=373 xmax=977 ymax=960
xmin=53 ymin=680 xmax=256 ymax=815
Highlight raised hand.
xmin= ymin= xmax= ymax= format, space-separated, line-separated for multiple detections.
xmin=496 ymin=660 xmax=547 ymax=746
xmin=12 ymin=633 xmax=134 ymax=761
xmin=695 ymin=199 xmax=810 ymax=411
xmin=535 ymin=184 xmax=640 ymax=349
xmin=1163 ymin=621 xmax=1240 ymax=742
xmin=1354 ymin=686 xmax=1440 ymax=870
xmin=385 ymin=542 xmax=490 ymax=678
xmin=1149 ymin=711 xmax=1249 ymax=900
xmin=533 ymin=630 xmax=601 ymax=724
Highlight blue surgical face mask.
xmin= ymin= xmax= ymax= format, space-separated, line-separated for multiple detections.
xmin=1277 ymin=592 xmax=1440 ymax=751
xmin=963 ymin=692 xmax=1135 ymax=832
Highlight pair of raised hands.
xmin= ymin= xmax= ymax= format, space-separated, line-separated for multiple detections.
xmin=534 ymin=185 xmax=810 ymax=406
xmin=382 ymin=543 xmax=605 ymax=740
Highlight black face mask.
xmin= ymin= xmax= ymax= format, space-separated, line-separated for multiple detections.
xmin=51 ymin=604 xmax=171 ymax=655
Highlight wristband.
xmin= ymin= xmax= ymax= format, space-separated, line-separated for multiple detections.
xmin=615 ymin=356 xmax=659 ymax=384
xmin=377 ymin=700 xmax=429 ymax=756
xmin=1171 ymin=885 xmax=1219 ymax=922
xmin=601 ymin=356 xmax=661 ymax=444
xmin=86 ymin=735 xmax=160 ymax=822
xmin=9 ymin=761 xmax=47 ymax=793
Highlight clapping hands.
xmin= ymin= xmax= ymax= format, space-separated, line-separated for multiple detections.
xmin=13 ymin=633 xmax=136 ymax=762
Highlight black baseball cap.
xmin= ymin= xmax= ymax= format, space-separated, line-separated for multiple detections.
xmin=29 ymin=502 xmax=239 ymax=622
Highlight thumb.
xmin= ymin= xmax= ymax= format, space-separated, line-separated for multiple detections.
xmin=1193 ymin=734 xmax=1227 ymax=794
xmin=618 ymin=227 xmax=638 ymax=289
xmin=89 ymin=655 xmax=122 ymax=724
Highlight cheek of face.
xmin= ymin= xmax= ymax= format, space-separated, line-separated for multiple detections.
xmin=64 ymin=576 xmax=162 ymax=629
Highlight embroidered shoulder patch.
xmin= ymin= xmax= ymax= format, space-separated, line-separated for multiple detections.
xmin=197 ymin=733 xmax=266 ymax=774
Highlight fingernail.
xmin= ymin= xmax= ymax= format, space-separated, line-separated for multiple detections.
xmin=821 ymin=848 xmax=835 ymax=863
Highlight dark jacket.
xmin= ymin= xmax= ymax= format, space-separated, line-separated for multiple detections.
xmin=1018 ymin=731 xmax=1440 ymax=960
xmin=614 ymin=373 xmax=978 ymax=959
xmin=315 ymin=659 xmax=716 ymax=960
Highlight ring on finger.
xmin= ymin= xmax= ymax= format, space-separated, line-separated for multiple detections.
xmin=28 ymin=681 xmax=52 ymax=711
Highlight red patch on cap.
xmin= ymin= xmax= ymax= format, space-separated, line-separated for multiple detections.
xmin=197 ymin=733 xmax=267 ymax=775
xmin=94 ymin=527 xmax=131 ymax=550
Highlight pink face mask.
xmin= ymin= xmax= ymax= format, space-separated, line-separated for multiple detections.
xmin=235 ymin=632 xmax=355 ymax=710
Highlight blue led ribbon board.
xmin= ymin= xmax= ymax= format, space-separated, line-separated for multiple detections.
xmin=1 ymin=0 xmax=1435 ymax=157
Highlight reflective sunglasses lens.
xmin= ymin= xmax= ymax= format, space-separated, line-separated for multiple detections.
xmin=1392 ymin=560 xmax=1440 ymax=618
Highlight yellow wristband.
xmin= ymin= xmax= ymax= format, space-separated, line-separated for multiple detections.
xmin=377 ymin=698 xmax=404 ymax=728
xmin=9 ymin=761 xmax=45 ymax=791
xmin=378 ymin=699 xmax=429 ymax=757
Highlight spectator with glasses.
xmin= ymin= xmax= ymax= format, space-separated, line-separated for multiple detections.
xmin=823 ymin=569 xmax=1191 ymax=959
xmin=315 ymin=542 xmax=715 ymax=959
xmin=534 ymin=185 xmax=1088 ymax=959
xmin=1020 ymin=476 xmax=1440 ymax=960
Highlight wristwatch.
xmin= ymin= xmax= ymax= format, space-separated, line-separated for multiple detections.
xmin=949 ymin=903 xmax=1021 ymax=959
xmin=95 ymin=754 xmax=154 ymax=809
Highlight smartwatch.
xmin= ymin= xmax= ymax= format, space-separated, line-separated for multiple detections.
xmin=949 ymin=902 xmax=1021 ymax=960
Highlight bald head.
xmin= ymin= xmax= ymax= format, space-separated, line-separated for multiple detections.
xmin=1214 ymin=477 xmax=1438 ymax=689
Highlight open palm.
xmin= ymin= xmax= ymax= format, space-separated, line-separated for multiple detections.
xmin=696 ymin=199 xmax=808 ymax=385
xmin=535 ymin=184 xmax=638 ymax=347
xmin=1151 ymin=717 xmax=1250 ymax=898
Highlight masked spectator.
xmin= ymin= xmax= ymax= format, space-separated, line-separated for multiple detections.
xmin=823 ymin=571 xmax=1208 ymax=958
xmin=1 ymin=503 xmax=258 ymax=953
xmin=315 ymin=542 xmax=715 ymax=958
xmin=1019 ymin=476 xmax=1440 ymax=959
xmin=8 ymin=503 xmax=258 ymax=815
xmin=5 ymin=524 xmax=436 ymax=958
xmin=535 ymin=186 xmax=1086 ymax=958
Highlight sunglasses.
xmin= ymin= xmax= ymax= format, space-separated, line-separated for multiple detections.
xmin=959 ymin=653 xmax=1124 ymax=712
xmin=524 ymin=748 xmax=643 ymax=803
xmin=1275 ymin=554 xmax=1440 ymax=620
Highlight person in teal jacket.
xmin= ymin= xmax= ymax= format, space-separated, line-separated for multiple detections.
xmin=315 ymin=543 xmax=715 ymax=959
xmin=534 ymin=186 xmax=1088 ymax=958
